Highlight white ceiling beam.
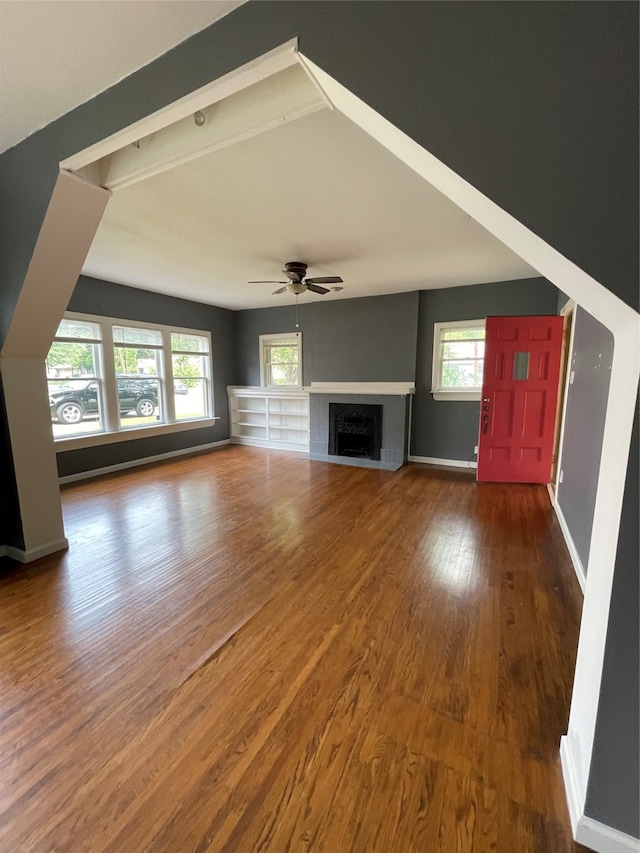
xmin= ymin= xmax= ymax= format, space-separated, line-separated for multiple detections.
xmin=61 ymin=39 xmax=300 ymax=174
xmin=100 ymin=64 xmax=326 ymax=191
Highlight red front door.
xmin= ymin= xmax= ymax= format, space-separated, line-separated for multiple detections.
xmin=477 ymin=315 xmax=565 ymax=483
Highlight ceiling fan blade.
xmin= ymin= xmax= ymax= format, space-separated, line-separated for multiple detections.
xmin=248 ymin=280 xmax=287 ymax=284
xmin=305 ymin=276 xmax=343 ymax=285
xmin=306 ymin=283 xmax=330 ymax=295
xmin=282 ymin=269 xmax=302 ymax=283
xmin=272 ymin=285 xmax=289 ymax=295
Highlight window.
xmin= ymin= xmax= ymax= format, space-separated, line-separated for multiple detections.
xmin=171 ymin=332 xmax=210 ymax=420
xmin=113 ymin=325 xmax=164 ymax=429
xmin=431 ymin=319 xmax=485 ymax=401
xmin=46 ymin=319 xmax=104 ymax=437
xmin=46 ymin=312 xmax=214 ymax=442
xmin=260 ymin=332 xmax=302 ymax=388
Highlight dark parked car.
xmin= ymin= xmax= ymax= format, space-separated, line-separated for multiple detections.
xmin=49 ymin=378 xmax=159 ymax=425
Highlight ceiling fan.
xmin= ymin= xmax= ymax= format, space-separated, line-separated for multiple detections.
xmin=249 ymin=261 xmax=344 ymax=295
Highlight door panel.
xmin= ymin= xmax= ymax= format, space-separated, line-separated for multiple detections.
xmin=477 ymin=315 xmax=564 ymax=483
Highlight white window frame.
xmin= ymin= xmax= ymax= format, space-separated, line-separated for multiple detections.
xmin=259 ymin=332 xmax=303 ymax=389
xmin=431 ymin=318 xmax=486 ymax=401
xmin=47 ymin=311 xmax=217 ymax=451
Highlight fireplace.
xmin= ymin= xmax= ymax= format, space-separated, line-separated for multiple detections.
xmin=328 ymin=403 xmax=382 ymax=461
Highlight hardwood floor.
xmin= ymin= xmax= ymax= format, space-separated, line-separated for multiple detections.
xmin=0 ymin=446 xmax=592 ymax=852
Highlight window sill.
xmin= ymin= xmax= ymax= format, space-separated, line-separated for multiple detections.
xmin=431 ymin=391 xmax=481 ymax=402
xmin=53 ymin=417 xmax=220 ymax=453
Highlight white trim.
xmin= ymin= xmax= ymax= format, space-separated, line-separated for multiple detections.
xmin=431 ymin=318 xmax=485 ymax=398
xmin=409 ymin=455 xmax=477 ymax=470
xmin=562 ymin=738 xmax=640 ymax=853
xmin=227 ymin=385 xmax=309 ymax=399
xmin=40 ymin=44 xmax=639 ymax=842
xmin=101 ymin=65 xmax=325 ymax=192
xmin=577 ymin=818 xmax=640 ymax=853
xmin=300 ymin=53 xmax=640 ymax=830
xmin=308 ymin=382 xmax=415 ymax=396
xmin=259 ymin=331 xmax=302 ymax=389
xmin=61 ymin=40 xmax=300 ymax=173
xmin=4 ymin=538 xmax=69 ymax=564
xmin=553 ymin=300 xmax=578 ymax=491
xmin=561 ymin=735 xmax=584 ymax=836
xmin=547 ymin=483 xmax=586 ymax=594
xmin=432 ymin=391 xmax=481 ymax=402
xmin=54 ymin=416 xmax=220 ymax=453
xmin=229 ymin=436 xmax=309 ymax=454
xmin=58 ymin=439 xmax=231 ymax=484
xmin=49 ymin=310 xmax=215 ymax=447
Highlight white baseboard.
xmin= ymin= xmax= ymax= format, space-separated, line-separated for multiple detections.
xmin=230 ymin=436 xmax=309 ymax=454
xmin=546 ymin=484 xmax=587 ymax=594
xmin=577 ymin=817 xmax=640 ymax=853
xmin=2 ymin=537 xmax=69 ymax=564
xmin=408 ymin=454 xmax=477 ymax=470
xmin=561 ymin=736 xmax=639 ymax=853
xmin=59 ymin=439 xmax=231 ymax=484
xmin=561 ymin=735 xmax=585 ymax=836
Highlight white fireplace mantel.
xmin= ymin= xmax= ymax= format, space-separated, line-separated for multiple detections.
xmin=307 ymin=382 xmax=415 ymax=396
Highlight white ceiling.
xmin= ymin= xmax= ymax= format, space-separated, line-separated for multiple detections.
xmin=0 ymin=0 xmax=245 ymax=153
xmin=84 ymin=104 xmax=537 ymax=309
xmin=1 ymin=3 xmax=538 ymax=310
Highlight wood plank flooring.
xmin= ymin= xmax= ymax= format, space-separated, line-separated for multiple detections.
xmin=0 ymin=446 xmax=592 ymax=852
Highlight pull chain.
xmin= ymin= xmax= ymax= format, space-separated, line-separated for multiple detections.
xmin=295 ymin=293 xmax=300 ymax=328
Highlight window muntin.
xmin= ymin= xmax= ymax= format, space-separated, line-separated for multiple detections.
xmin=432 ymin=320 xmax=485 ymax=400
xmin=260 ymin=333 xmax=302 ymax=388
xmin=46 ymin=314 xmax=213 ymax=442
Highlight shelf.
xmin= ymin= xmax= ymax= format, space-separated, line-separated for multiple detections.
xmin=228 ymin=386 xmax=310 ymax=452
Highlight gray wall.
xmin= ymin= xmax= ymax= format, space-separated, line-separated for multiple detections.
xmin=235 ymin=291 xmax=419 ymax=386
xmin=585 ymin=410 xmax=639 ymax=836
xmin=56 ymin=276 xmax=237 ymax=478
xmin=411 ymin=277 xmax=559 ymax=460
xmin=556 ymin=308 xmax=613 ymax=572
xmin=0 ymin=1 xmax=637 ymax=834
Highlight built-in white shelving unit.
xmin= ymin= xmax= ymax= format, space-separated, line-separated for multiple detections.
xmin=227 ymin=387 xmax=309 ymax=452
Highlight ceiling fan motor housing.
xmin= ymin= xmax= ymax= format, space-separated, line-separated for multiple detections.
xmin=284 ymin=261 xmax=308 ymax=282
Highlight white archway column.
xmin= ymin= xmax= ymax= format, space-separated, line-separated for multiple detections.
xmin=296 ymin=54 xmax=640 ymax=848
xmin=1 ymin=170 xmax=110 ymax=561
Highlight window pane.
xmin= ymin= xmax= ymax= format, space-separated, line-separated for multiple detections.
xmin=442 ymin=327 xmax=485 ymax=341
xmin=441 ymin=360 xmax=484 ymax=388
xmin=49 ymin=379 xmax=103 ymax=438
xmin=442 ymin=340 xmax=485 ymax=360
xmin=513 ymin=351 xmax=530 ymax=380
xmin=117 ymin=378 xmax=161 ymax=428
xmin=55 ymin=319 xmax=101 ymax=340
xmin=113 ymin=346 xmax=161 ymax=377
xmin=171 ymin=332 xmax=208 ymax=353
xmin=175 ymin=378 xmax=206 ymax=420
xmin=46 ymin=341 xmax=97 ymax=380
xmin=113 ymin=325 xmax=162 ymax=346
xmin=172 ymin=353 xmax=206 ymax=379
xmin=267 ymin=344 xmax=299 ymax=365
xmin=268 ymin=363 xmax=299 ymax=386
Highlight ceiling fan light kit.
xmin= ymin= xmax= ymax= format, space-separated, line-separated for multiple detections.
xmin=248 ymin=261 xmax=343 ymax=297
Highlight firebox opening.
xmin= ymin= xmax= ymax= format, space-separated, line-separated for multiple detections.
xmin=328 ymin=403 xmax=382 ymax=461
